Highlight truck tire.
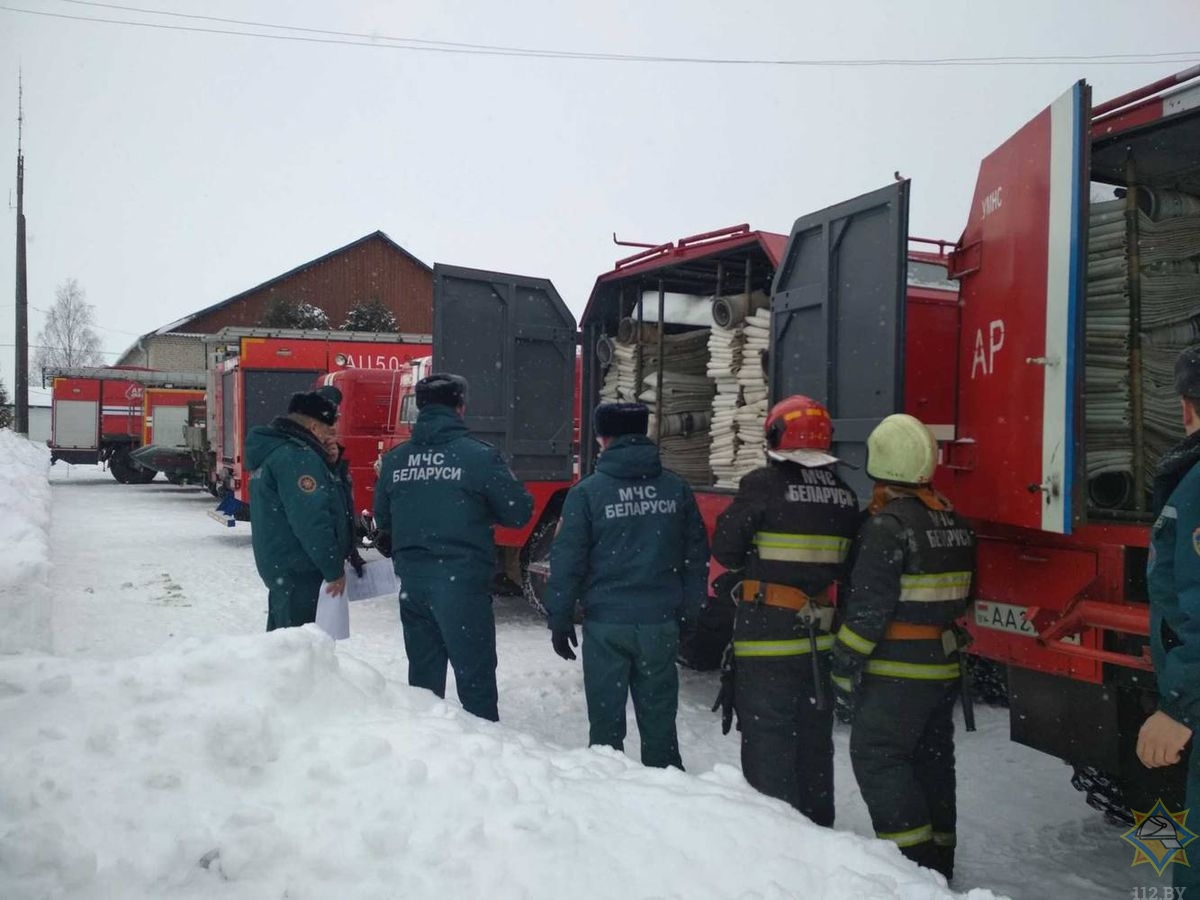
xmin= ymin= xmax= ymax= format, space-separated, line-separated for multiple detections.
xmin=966 ymin=656 xmax=1010 ymax=708
xmin=108 ymin=449 xmax=137 ymax=484
xmin=130 ymin=465 xmax=157 ymax=484
xmin=520 ymin=517 xmax=557 ymax=618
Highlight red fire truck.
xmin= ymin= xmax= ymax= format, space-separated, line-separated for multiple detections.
xmin=939 ymin=66 xmax=1200 ymax=819
xmin=317 ymin=358 xmax=430 ymax=528
xmin=440 ymin=63 xmax=1200 ymax=823
xmin=129 ymin=388 xmax=209 ymax=484
xmin=617 ymin=68 xmax=1200 ymax=819
xmin=204 ymin=328 xmax=431 ymax=521
xmin=45 ymin=366 xmax=207 ymax=483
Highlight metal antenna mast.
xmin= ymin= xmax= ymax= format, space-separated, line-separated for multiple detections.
xmin=14 ymin=70 xmax=28 ymax=434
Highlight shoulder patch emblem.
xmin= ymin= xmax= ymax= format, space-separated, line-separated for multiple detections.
xmin=1193 ymin=526 xmax=1200 ymax=557
xmin=298 ymin=474 xmax=318 ymax=493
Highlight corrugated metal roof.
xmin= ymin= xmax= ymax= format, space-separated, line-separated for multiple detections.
xmin=44 ymin=366 xmax=206 ymax=388
xmin=202 ymin=326 xmax=431 ymax=344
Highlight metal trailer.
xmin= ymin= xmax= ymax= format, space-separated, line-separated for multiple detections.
xmin=201 ymin=327 xmax=432 ymax=522
xmin=44 ymin=366 xmax=206 ymax=483
xmin=427 ymin=266 xmax=580 ymax=601
xmin=574 ymin=221 xmax=959 ymax=582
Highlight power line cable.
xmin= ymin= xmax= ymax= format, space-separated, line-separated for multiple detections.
xmin=55 ymin=0 xmax=1200 ymax=65
xmin=27 ymin=303 xmax=145 ymax=336
xmin=0 ymin=342 xmax=123 ymax=355
xmin=1 ymin=3 xmax=1194 ymax=67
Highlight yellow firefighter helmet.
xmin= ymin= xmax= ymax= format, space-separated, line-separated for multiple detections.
xmin=866 ymin=414 xmax=938 ymax=486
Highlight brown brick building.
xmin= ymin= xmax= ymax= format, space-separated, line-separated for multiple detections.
xmin=119 ymin=231 xmax=432 ymax=367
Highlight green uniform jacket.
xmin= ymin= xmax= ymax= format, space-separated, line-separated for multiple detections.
xmin=1149 ymin=433 xmax=1200 ymax=728
xmin=246 ymin=417 xmax=353 ymax=586
xmin=544 ymin=434 xmax=709 ymax=633
xmin=331 ymin=448 xmax=357 ymax=541
xmin=373 ymin=404 xmax=534 ymax=589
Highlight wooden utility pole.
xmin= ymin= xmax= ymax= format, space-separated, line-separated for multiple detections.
xmin=14 ymin=72 xmax=28 ymax=435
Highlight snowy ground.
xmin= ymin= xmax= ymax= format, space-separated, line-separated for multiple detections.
xmin=2 ymin=461 xmax=1174 ymax=898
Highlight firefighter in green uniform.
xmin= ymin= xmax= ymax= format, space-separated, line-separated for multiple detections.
xmin=1139 ymin=345 xmax=1200 ymax=895
xmin=831 ymin=413 xmax=975 ymax=881
xmin=246 ymin=386 xmax=353 ymax=631
xmin=710 ymin=395 xmax=860 ymax=826
xmin=374 ymin=374 xmax=533 ymax=722
xmin=545 ymin=402 xmax=709 ymax=769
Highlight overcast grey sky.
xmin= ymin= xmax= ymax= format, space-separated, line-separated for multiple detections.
xmin=2 ymin=0 xmax=1198 ymax=402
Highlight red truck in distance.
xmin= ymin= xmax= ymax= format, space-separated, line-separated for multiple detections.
xmin=203 ymin=327 xmax=432 ymax=523
xmin=45 ymin=366 xmax=207 ymax=483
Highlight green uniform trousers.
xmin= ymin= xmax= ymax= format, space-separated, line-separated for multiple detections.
xmin=399 ymin=583 xmax=499 ymax=723
xmin=266 ymin=571 xmax=324 ymax=632
xmin=582 ymin=620 xmax=682 ymax=769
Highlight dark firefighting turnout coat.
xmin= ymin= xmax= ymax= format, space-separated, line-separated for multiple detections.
xmin=710 ymin=459 xmax=860 ymax=826
xmin=832 ymin=489 xmax=975 ymax=879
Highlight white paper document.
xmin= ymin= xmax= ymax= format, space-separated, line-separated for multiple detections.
xmin=345 ymin=558 xmax=398 ymax=603
xmin=315 ymin=582 xmax=350 ymax=640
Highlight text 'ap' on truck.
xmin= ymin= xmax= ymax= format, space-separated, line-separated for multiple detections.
xmin=942 ymin=66 xmax=1200 ymax=822
xmin=45 ymin=365 xmax=206 ymax=484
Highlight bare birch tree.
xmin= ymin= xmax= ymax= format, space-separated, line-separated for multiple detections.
xmin=33 ymin=278 xmax=105 ymax=374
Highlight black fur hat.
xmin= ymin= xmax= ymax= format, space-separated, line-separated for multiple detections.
xmin=415 ymin=373 xmax=468 ymax=410
xmin=594 ymin=402 xmax=649 ymax=438
xmin=1176 ymin=344 xmax=1200 ymax=399
xmin=287 ymin=385 xmax=342 ymax=426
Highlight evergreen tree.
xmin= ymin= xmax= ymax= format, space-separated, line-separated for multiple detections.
xmin=0 ymin=378 xmax=12 ymax=429
xmin=261 ymin=296 xmax=330 ymax=330
xmin=341 ymin=298 xmax=398 ymax=333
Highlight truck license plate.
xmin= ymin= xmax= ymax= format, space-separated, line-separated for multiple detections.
xmin=973 ymin=601 xmax=1080 ymax=645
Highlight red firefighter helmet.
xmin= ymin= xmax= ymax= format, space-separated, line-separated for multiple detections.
xmin=764 ymin=395 xmax=839 ymax=467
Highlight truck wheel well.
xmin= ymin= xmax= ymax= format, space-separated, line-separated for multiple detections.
xmin=519 ymin=492 xmax=570 ymax=618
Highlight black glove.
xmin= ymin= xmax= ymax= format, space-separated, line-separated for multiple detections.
xmin=832 ymin=677 xmax=856 ymax=723
xmin=711 ymin=645 xmax=736 ymax=735
xmin=552 ymin=626 xmax=578 ymax=661
xmin=374 ymin=531 xmax=392 ymax=559
xmin=348 ymin=548 xmax=366 ymax=578
xmin=830 ymin=653 xmax=861 ymax=723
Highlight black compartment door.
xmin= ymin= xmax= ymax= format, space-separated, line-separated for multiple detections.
xmin=769 ymin=181 xmax=910 ymax=497
xmin=433 ymin=264 xmax=576 ymax=481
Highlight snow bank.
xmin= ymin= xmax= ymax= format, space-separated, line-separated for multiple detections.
xmin=0 ymin=430 xmax=52 ymax=653
xmin=0 ymin=628 xmax=1004 ymax=900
